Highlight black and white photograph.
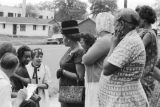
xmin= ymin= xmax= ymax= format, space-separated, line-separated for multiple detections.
xmin=0 ymin=0 xmax=159 ymax=107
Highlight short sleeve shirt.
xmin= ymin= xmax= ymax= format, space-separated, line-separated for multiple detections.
xmin=0 ymin=70 xmax=12 ymax=107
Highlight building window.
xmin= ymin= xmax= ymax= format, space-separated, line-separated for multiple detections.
xmin=0 ymin=12 xmax=3 ymax=17
xmin=3 ymin=24 xmax=5 ymax=29
xmin=43 ymin=25 xmax=46 ymax=30
xmin=18 ymin=14 xmax=21 ymax=17
xmin=20 ymin=24 xmax=26 ymax=31
xmin=46 ymin=16 xmax=48 ymax=19
xmin=8 ymin=13 xmax=13 ymax=17
xmin=39 ymin=16 xmax=43 ymax=19
xmin=15 ymin=13 xmax=16 ymax=17
xmin=33 ymin=25 xmax=37 ymax=30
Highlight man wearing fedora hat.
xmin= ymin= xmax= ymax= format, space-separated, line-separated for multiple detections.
xmin=57 ymin=20 xmax=85 ymax=107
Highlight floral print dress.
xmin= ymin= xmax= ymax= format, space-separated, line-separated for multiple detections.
xmin=98 ymin=30 xmax=148 ymax=107
xmin=139 ymin=29 xmax=159 ymax=107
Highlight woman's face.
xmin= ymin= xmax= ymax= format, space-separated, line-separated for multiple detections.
xmin=21 ymin=51 xmax=31 ymax=65
xmin=138 ymin=18 xmax=145 ymax=28
xmin=80 ymin=38 xmax=87 ymax=50
xmin=63 ymin=35 xmax=70 ymax=47
xmin=32 ymin=54 xmax=43 ymax=66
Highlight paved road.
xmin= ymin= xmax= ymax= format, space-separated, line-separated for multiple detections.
xmin=50 ymin=96 xmax=60 ymax=107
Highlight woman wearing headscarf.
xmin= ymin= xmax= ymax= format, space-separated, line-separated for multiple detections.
xmin=82 ymin=10 xmax=114 ymax=107
xmin=136 ymin=5 xmax=160 ymax=107
xmin=98 ymin=8 xmax=148 ymax=107
xmin=56 ymin=20 xmax=85 ymax=107
xmin=26 ymin=48 xmax=51 ymax=107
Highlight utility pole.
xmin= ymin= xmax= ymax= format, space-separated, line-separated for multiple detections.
xmin=22 ymin=0 xmax=26 ymax=17
xmin=124 ymin=0 xmax=127 ymax=8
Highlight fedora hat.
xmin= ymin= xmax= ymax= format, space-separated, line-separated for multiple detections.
xmin=61 ymin=20 xmax=80 ymax=35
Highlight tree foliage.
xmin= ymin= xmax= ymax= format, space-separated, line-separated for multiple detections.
xmin=54 ymin=0 xmax=87 ymax=22
xmin=37 ymin=1 xmax=55 ymax=11
xmin=154 ymin=0 xmax=160 ymax=18
xmin=18 ymin=3 xmax=38 ymax=18
xmin=90 ymin=0 xmax=117 ymax=16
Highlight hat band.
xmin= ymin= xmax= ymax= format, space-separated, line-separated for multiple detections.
xmin=62 ymin=28 xmax=79 ymax=35
xmin=62 ymin=26 xmax=79 ymax=30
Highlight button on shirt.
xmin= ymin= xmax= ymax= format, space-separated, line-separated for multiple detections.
xmin=0 ymin=69 xmax=12 ymax=107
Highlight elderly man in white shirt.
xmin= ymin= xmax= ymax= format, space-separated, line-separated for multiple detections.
xmin=0 ymin=52 xmax=27 ymax=107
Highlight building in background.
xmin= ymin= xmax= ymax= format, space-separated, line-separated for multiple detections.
xmin=0 ymin=6 xmax=22 ymax=17
xmin=0 ymin=4 xmax=54 ymax=37
xmin=0 ymin=5 xmax=54 ymax=19
xmin=0 ymin=17 xmax=52 ymax=37
xmin=36 ymin=9 xmax=54 ymax=19
xmin=78 ymin=18 xmax=96 ymax=35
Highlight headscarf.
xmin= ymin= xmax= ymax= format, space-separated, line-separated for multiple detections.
xmin=95 ymin=12 xmax=115 ymax=34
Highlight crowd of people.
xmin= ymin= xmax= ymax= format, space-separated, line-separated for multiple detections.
xmin=0 ymin=4 xmax=160 ymax=107
xmin=57 ymin=5 xmax=160 ymax=107
xmin=0 ymin=43 xmax=52 ymax=107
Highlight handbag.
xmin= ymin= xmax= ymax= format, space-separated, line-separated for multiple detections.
xmin=59 ymin=85 xmax=85 ymax=104
xmin=59 ymin=73 xmax=85 ymax=104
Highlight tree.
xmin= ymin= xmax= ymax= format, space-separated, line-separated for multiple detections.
xmin=18 ymin=3 xmax=38 ymax=18
xmin=90 ymin=0 xmax=117 ymax=17
xmin=54 ymin=0 xmax=87 ymax=22
xmin=25 ymin=4 xmax=38 ymax=18
xmin=154 ymin=0 xmax=160 ymax=18
xmin=37 ymin=1 xmax=55 ymax=11
xmin=53 ymin=26 xmax=60 ymax=33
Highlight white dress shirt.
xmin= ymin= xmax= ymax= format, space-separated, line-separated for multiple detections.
xmin=0 ymin=69 xmax=12 ymax=107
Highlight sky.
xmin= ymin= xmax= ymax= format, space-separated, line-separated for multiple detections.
xmin=0 ymin=0 xmax=156 ymax=10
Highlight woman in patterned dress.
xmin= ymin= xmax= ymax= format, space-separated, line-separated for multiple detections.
xmin=98 ymin=8 xmax=148 ymax=107
xmin=136 ymin=5 xmax=159 ymax=107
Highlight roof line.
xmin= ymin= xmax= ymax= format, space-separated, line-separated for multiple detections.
xmin=0 ymin=22 xmax=51 ymax=25
xmin=78 ymin=18 xmax=95 ymax=25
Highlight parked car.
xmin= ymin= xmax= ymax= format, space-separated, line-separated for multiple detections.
xmin=46 ymin=34 xmax=63 ymax=44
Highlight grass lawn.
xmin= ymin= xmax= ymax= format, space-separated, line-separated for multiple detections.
xmin=0 ymin=34 xmax=47 ymax=45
